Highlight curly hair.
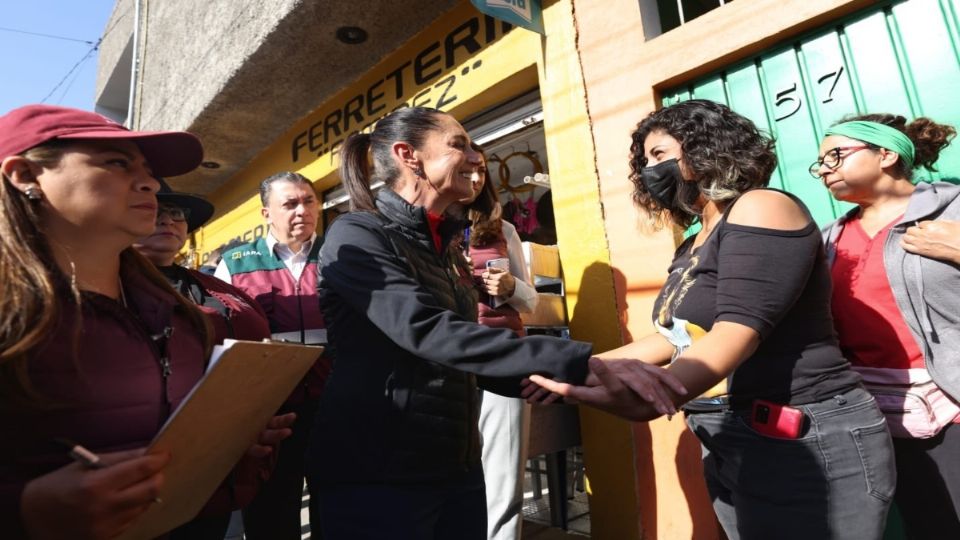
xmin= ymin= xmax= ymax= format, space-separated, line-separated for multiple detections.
xmin=833 ymin=113 xmax=956 ymax=181
xmin=628 ymin=99 xmax=778 ymax=229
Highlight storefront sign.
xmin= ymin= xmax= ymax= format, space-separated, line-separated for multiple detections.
xmin=471 ymin=0 xmax=544 ymax=34
xmin=200 ymin=2 xmax=541 ymax=263
xmin=289 ymin=14 xmax=514 ymax=165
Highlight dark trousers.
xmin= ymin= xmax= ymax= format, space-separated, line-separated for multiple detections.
xmin=169 ymin=512 xmax=231 ymax=540
xmin=243 ymin=397 xmax=320 ymax=539
xmin=313 ymin=466 xmax=486 ymax=540
xmin=893 ymin=422 xmax=960 ymax=539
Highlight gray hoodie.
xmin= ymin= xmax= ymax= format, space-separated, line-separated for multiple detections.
xmin=823 ymin=182 xmax=960 ymax=401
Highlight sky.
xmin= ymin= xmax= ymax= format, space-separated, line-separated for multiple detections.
xmin=0 ymin=0 xmax=118 ymax=114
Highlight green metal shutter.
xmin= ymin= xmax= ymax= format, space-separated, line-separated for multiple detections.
xmin=663 ymin=0 xmax=960 ymax=226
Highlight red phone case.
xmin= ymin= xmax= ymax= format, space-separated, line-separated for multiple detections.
xmin=750 ymin=399 xmax=804 ymax=439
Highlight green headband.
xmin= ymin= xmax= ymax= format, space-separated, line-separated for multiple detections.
xmin=824 ymin=120 xmax=915 ymax=169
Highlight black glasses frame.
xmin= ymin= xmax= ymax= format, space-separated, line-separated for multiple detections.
xmin=808 ymin=145 xmax=871 ymax=178
xmin=157 ymin=205 xmax=190 ymax=223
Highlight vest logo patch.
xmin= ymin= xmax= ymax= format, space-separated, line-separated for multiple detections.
xmin=232 ymin=250 xmax=263 ymax=259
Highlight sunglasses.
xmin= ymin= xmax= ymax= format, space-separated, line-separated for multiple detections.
xmin=808 ymin=145 xmax=870 ymax=178
xmin=157 ymin=204 xmax=190 ymax=223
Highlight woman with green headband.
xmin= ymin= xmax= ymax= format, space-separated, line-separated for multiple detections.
xmin=816 ymin=113 xmax=960 ymax=538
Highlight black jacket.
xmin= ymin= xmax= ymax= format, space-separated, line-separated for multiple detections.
xmin=308 ymin=189 xmax=591 ymax=485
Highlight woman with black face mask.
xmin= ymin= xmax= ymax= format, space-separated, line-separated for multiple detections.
xmin=526 ymin=99 xmax=895 ymax=540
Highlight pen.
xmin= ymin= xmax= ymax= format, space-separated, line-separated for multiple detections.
xmin=52 ymin=438 xmax=165 ymax=504
xmin=54 ymin=438 xmax=104 ymax=469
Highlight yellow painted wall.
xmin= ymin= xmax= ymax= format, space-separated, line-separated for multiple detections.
xmin=570 ymin=0 xmax=875 ymax=538
xmin=538 ymin=1 xmax=641 ymax=538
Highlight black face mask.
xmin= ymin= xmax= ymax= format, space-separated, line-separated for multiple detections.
xmin=640 ymin=158 xmax=684 ymax=208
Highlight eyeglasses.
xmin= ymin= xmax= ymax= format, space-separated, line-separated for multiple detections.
xmin=157 ymin=205 xmax=190 ymax=223
xmin=808 ymin=146 xmax=870 ymax=178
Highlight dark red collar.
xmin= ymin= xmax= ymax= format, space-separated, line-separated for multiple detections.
xmin=426 ymin=212 xmax=444 ymax=252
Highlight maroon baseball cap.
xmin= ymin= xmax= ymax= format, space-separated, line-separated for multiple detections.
xmin=0 ymin=104 xmax=204 ymax=177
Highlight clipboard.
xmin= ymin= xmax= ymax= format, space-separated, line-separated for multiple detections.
xmin=116 ymin=340 xmax=322 ymax=540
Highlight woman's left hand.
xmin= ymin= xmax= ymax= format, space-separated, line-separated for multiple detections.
xmin=246 ymin=412 xmax=296 ymax=459
xmin=902 ymin=220 xmax=960 ymax=264
xmin=482 ymin=267 xmax=516 ymax=298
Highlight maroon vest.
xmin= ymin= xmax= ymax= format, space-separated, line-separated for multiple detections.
xmin=222 ymin=237 xmax=329 ymax=402
xmin=470 ymin=235 xmax=525 ymax=336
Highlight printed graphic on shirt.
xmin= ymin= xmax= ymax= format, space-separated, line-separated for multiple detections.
xmin=655 ymin=254 xmax=726 ymax=397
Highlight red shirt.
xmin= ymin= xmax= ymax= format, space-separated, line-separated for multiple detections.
xmin=831 ymin=215 xmax=924 ymax=369
xmin=426 ymin=211 xmax=444 ymax=252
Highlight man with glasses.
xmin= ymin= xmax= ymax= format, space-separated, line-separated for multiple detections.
xmin=215 ymin=171 xmax=328 ymax=540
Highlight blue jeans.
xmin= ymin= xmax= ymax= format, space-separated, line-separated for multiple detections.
xmin=685 ymin=387 xmax=895 ymax=540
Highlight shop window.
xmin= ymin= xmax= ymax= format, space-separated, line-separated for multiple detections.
xmin=640 ymin=0 xmax=732 ymax=38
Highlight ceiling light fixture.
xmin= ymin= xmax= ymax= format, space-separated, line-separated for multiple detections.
xmin=336 ymin=26 xmax=368 ymax=45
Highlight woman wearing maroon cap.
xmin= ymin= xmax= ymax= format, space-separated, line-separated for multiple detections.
xmin=0 ymin=105 xmax=290 ymax=539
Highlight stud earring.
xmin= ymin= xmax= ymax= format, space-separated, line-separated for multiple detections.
xmin=24 ymin=186 xmax=43 ymax=201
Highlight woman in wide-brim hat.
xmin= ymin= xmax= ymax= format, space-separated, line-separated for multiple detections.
xmin=134 ymin=188 xmax=278 ymax=539
xmin=136 ymin=188 xmax=272 ymax=354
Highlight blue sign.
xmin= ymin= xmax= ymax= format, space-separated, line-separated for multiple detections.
xmin=471 ymin=0 xmax=544 ymax=35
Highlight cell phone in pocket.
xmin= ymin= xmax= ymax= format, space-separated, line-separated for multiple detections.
xmin=751 ymin=399 xmax=805 ymax=439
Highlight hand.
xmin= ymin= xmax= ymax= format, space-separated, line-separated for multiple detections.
xmin=527 ymin=358 xmax=688 ymax=421
xmin=21 ymin=448 xmax=170 ymax=540
xmin=247 ymin=412 xmax=296 ymax=459
xmin=521 ymin=377 xmax=564 ymax=405
xmin=902 ymin=220 xmax=960 ymax=264
xmin=597 ymin=357 xmax=688 ymax=414
xmin=481 ymin=267 xmax=516 ymax=298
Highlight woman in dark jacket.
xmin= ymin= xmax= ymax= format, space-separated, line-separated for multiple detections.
xmin=135 ymin=189 xmax=273 ymax=346
xmin=309 ymin=107 xmax=680 ymax=540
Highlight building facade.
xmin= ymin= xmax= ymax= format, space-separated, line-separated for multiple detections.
xmin=97 ymin=1 xmax=960 ymax=538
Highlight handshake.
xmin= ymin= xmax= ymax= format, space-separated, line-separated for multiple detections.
xmin=521 ymin=357 xmax=689 ymax=422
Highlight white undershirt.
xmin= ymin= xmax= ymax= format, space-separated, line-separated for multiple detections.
xmin=214 ymin=232 xmax=317 ymax=283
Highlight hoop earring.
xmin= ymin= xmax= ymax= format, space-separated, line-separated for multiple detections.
xmin=24 ymin=186 xmax=43 ymax=201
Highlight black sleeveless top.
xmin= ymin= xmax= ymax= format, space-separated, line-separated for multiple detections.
xmin=652 ymin=190 xmax=861 ymax=407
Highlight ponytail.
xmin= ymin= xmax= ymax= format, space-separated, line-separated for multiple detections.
xmin=339 ymin=133 xmax=376 ymax=212
xmin=906 ymin=117 xmax=956 ymax=172
xmin=337 ymin=107 xmax=444 ymax=213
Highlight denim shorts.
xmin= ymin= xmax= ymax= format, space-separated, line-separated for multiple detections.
xmin=685 ymin=386 xmax=896 ymax=540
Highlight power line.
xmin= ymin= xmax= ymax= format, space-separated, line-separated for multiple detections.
xmin=40 ymin=40 xmax=101 ymax=104
xmin=0 ymin=26 xmax=95 ymax=45
xmin=36 ymin=5 xmax=134 ymax=106
xmin=55 ymin=51 xmax=97 ymax=105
